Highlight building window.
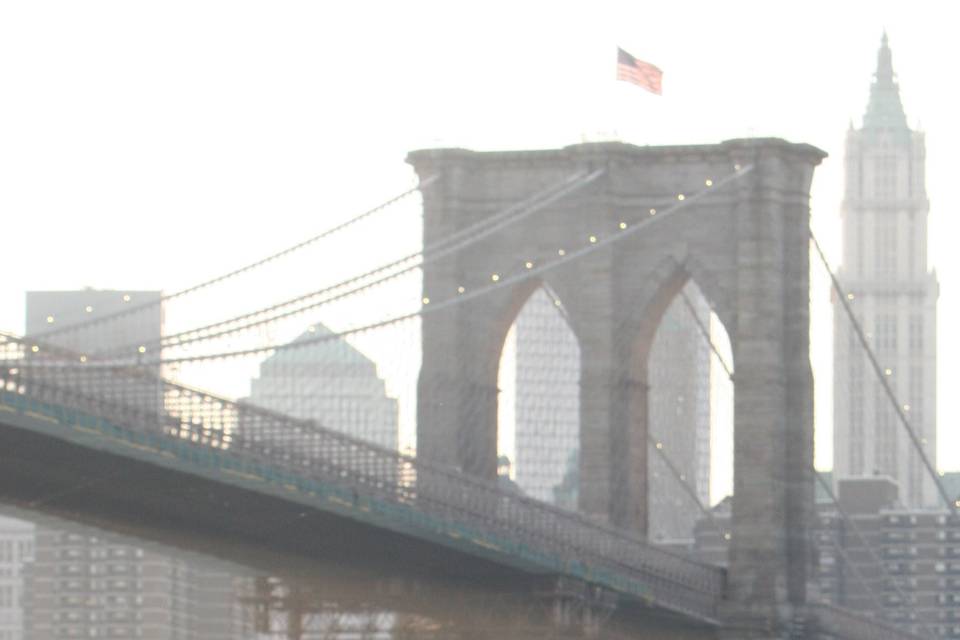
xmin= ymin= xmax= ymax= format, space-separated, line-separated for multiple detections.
xmin=875 ymin=155 xmax=897 ymax=200
xmin=908 ymin=315 xmax=923 ymax=351
xmin=874 ymin=217 xmax=897 ymax=280
xmin=875 ymin=314 xmax=898 ymax=352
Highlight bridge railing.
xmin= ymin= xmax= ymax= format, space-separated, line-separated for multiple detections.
xmin=0 ymin=332 xmax=724 ymax=622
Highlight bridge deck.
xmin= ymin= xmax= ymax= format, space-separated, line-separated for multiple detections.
xmin=0 ymin=369 xmax=724 ymax=624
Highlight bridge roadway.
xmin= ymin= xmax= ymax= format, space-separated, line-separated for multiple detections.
xmin=0 ymin=334 xmax=924 ymax=639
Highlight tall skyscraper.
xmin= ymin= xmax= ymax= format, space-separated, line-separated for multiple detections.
xmin=513 ymin=287 xmax=580 ymax=504
xmin=833 ymin=34 xmax=939 ymax=507
xmin=511 ymin=283 xmax=711 ymax=540
xmin=646 ymin=283 xmax=712 ymax=540
xmin=246 ymin=324 xmax=399 ymax=451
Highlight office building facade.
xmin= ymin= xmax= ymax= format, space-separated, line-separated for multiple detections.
xmin=833 ymin=34 xmax=939 ymax=507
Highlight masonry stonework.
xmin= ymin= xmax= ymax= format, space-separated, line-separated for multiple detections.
xmin=409 ymin=138 xmax=825 ymax=636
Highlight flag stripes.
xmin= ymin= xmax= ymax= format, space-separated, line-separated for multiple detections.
xmin=617 ymin=47 xmax=662 ymax=95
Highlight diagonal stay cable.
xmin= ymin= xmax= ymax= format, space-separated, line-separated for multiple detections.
xmin=34 ymin=176 xmax=438 ymax=340
xmin=98 ymin=169 xmax=603 ymax=358
xmin=810 ymin=230 xmax=955 ymax=513
xmin=814 ymin=470 xmax=939 ymax=639
xmin=677 ymin=260 xmax=936 ymax=637
xmin=150 ymin=166 xmax=752 ymax=365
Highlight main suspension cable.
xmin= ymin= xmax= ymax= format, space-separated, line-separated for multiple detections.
xmin=98 ymin=170 xmax=602 ymax=357
xmin=33 ymin=176 xmax=437 ymax=339
xmin=146 ymin=166 xmax=753 ymax=366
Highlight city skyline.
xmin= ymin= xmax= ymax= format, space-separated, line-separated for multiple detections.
xmin=1 ymin=3 xmax=956 ymax=478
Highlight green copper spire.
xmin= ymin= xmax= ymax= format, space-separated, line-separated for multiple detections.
xmin=863 ymin=31 xmax=908 ymax=130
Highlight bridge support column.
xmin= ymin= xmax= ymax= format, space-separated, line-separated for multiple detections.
xmin=720 ymin=141 xmax=819 ymax=638
xmin=577 ymin=334 xmax=649 ymax=535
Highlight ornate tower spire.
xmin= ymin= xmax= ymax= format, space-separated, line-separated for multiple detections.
xmin=863 ymin=31 xmax=908 ymax=129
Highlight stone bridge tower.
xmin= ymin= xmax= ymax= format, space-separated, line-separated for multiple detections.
xmin=409 ymin=138 xmax=826 ymax=636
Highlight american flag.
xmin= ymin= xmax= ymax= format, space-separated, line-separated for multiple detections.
xmin=616 ymin=47 xmax=662 ymax=95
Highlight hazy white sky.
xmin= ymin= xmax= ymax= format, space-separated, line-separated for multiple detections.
xmin=1 ymin=1 xmax=957 ymax=474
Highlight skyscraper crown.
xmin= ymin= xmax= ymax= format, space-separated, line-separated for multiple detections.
xmin=862 ymin=32 xmax=909 ymax=130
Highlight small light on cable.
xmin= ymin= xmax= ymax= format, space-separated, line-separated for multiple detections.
xmin=884 ymin=368 xmax=892 ymax=376
xmin=847 ymin=293 xmax=855 ymax=300
xmin=31 ymin=345 xmax=39 ymax=353
xmin=649 ymin=208 xmax=657 ymax=216
xmin=525 ymin=261 xmax=533 ymax=269
xmin=491 ymin=274 xmax=500 ymax=282
xmin=138 ymin=346 xmax=146 ymax=354
xmin=46 ymin=316 xmax=54 ymax=324
xmin=723 ymin=532 xmax=732 ymax=541
xmin=558 ymin=249 xmax=566 ymax=257
xmin=85 ymin=306 xmax=93 ymax=313
xmin=589 ymin=235 xmax=597 ymax=244
xmin=457 ymin=286 xmax=465 ymax=294
xmin=308 ymin=326 xmax=316 ymax=333
xmin=655 ymin=442 xmax=663 ymax=450
xmin=705 ymin=179 xmax=713 ymax=187
xmin=122 ymin=294 xmax=131 ymax=302
xmin=734 ymin=164 xmax=741 ymax=171
xmin=422 ymin=297 xmax=430 ymax=305
xmin=903 ymin=404 xmax=910 ymax=412
xmin=619 ymin=221 xmax=627 ymax=230
xmin=79 ymin=355 xmax=87 ymax=363
xmin=677 ymin=194 xmax=685 ymax=201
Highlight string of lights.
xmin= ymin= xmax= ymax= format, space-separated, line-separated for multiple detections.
xmin=810 ymin=231 xmax=956 ymax=514
xmin=93 ymin=169 xmax=603 ymax=359
xmin=143 ymin=165 xmax=752 ymax=366
xmin=32 ymin=176 xmax=437 ymax=340
xmin=677 ymin=259 xmax=937 ymax=637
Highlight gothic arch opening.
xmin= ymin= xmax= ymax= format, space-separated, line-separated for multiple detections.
xmin=628 ymin=268 xmax=735 ymax=546
xmin=496 ymin=284 xmax=581 ymax=508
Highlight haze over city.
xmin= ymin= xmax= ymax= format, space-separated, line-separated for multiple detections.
xmin=0 ymin=2 xmax=958 ymax=639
